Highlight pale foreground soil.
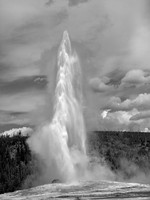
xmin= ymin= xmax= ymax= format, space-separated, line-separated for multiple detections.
xmin=0 ymin=180 xmax=150 ymax=200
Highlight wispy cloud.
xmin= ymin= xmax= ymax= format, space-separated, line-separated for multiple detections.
xmin=68 ymin=0 xmax=89 ymax=7
xmin=0 ymin=76 xmax=47 ymax=94
xmin=45 ymin=0 xmax=54 ymax=6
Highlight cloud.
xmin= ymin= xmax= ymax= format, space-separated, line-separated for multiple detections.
xmin=130 ymin=110 xmax=150 ymax=121
xmin=0 ymin=0 xmax=40 ymax=39
xmin=0 ymin=91 xmax=45 ymax=113
xmin=2 ymin=0 xmax=143 ymax=84
xmin=0 ymin=1 xmax=68 ymax=82
xmin=0 ymin=89 xmax=49 ymax=129
xmin=129 ymin=24 xmax=150 ymax=68
xmin=46 ymin=0 xmax=88 ymax=8
xmin=0 ymin=0 xmax=69 ymax=129
xmin=34 ymin=76 xmax=47 ymax=83
xmin=89 ymin=77 xmax=112 ymax=93
xmin=68 ymin=0 xmax=88 ymax=7
xmin=121 ymin=69 xmax=150 ymax=86
xmin=45 ymin=0 xmax=54 ymax=6
xmin=97 ymin=109 xmax=139 ymax=131
xmin=87 ymin=69 xmax=150 ymax=131
xmin=107 ymin=68 xmax=126 ymax=86
xmin=101 ymin=110 xmax=110 ymax=119
xmin=84 ymin=0 xmax=150 ymax=131
xmin=104 ymin=93 xmax=150 ymax=112
xmin=104 ymin=96 xmax=132 ymax=112
xmin=89 ymin=68 xmax=150 ymax=114
xmin=98 ymin=92 xmax=150 ymax=131
xmin=0 ymin=110 xmax=29 ymax=125
xmin=0 ymin=76 xmax=47 ymax=94
xmin=104 ymin=109 xmax=138 ymax=125
xmin=98 ymin=108 xmax=150 ymax=132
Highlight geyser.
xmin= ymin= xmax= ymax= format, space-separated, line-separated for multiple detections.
xmin=28 ymin=31 xmax=87 ymax=183
xmin=50 ymin=30 xmax=87 ymax=181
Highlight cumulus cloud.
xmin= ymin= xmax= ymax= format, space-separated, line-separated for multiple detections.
xmin=101 ymin=110 xmax=110 ymax=119
xmin=98 ymin=108 xmax=150 ymax=132
xmin=98 ymin=92 xmax=150 ymax=131
xmin=90 ymin=68 xmax=150 ymax=94
xmin=97 ymin=109 xmax=139 ymax=131
xmin=88 ymin=69 xmax=150 ymax=131
xmin=103 ymin=97 xmax=131 ymax=111
xmin=130 ymin=110 xmax=150 ymax=121
xmin=131 ymin=93 xmax=150 ymax=110
xmin=89 ymin=77 xmax=112 ymax=93
xmin=104 ymin=93 xmax=150 ymax=112
xmin=104 ymin=109 xmax=138 ymax=125
xmin=121 ymin=69 xmax=150 ymax=86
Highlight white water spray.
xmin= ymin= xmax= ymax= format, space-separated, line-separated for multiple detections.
xmin=50 ymin=30 xmax=87 ymax=181
xmin=28 ymin=31 xmax=87 ymax=183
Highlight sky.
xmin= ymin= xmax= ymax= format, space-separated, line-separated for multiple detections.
xmin=1 ymin=0 xmax=150 ymax=132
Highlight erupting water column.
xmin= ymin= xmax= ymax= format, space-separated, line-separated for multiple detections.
xmin=28 ymin=31 xmax=87 ymax=184
xmin=49 ymin=31 xmax=87 ymax=182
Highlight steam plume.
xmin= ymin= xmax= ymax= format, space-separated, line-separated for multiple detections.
xmin=28 ymin=31 xmax=87 ymax=183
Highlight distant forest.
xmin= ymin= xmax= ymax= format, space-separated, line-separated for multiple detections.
xmin=88 ymin=131 xmax=150 ymax=182
xmin=0 ymin=135 xmax=32 ymax=194
xmin=0 ymin=131 xmax=150 ymax=194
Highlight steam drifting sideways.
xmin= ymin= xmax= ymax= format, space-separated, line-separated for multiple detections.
xmin=28 ymin=31 xmax=87 ymax=183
